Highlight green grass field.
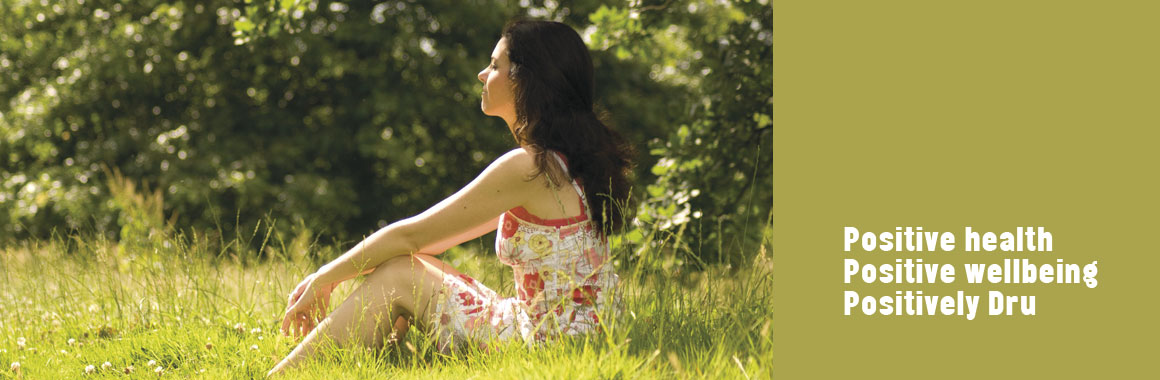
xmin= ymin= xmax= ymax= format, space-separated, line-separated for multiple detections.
xmin=1 ymin=229 xmax=771 ymax=379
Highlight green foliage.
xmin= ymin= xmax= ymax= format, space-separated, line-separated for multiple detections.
xmin=591 ymin=0 xmax=772 ymax=265
xmin=0 ymin=0 xmax=769 ymax=268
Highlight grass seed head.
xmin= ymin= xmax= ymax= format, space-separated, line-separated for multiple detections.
xmin=146 ymin=360 xmax=156 ymax=367
xmin=67 ymin=338 xmax=76 ymax=346
xmin=123 ymin=365 xmax=135 ymax=374
xmin=9 ymin=361 xmax=20 ymax=372
xmin=85 ymin=364 xmax=96 ymax=374
xmin=101 ymin=362 xmax=112 ymax=371
xmin=154 ymin=366 xmax=164 ymax=375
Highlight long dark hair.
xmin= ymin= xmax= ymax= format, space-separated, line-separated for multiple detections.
xmin=502 ymin=19 xmax=634 ymax=234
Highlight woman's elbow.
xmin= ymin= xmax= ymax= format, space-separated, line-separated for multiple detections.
xmin=381 ymin=220 xmax=423 ymax=257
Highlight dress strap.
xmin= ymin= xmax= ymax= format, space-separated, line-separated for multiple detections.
xmin=549 ymin=151 xmax=591 ymax=219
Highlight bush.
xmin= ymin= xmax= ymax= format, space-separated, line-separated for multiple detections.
xmin=1 ymin=0 xmax=770 ymax=269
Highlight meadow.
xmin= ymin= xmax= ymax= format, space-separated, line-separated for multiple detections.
xmin=1 ymin=224 xmax=771 ymax=379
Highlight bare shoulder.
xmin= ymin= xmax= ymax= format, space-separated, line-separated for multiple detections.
xmin=496 ymin=147 xmax=535 ymax=166
xmin=482 ymin=147 xmax=540 ymax=186
xmin=491 ymin=147 xmax=537 ymax=175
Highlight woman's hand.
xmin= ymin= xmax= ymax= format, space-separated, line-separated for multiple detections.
xmin=280 ymin=272 xmax=335 ymax=338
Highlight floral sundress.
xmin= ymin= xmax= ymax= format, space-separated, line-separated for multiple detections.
xmin=429 ymin=151 xmax=619 ymax=352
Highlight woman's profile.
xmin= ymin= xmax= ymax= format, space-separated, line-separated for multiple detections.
xmin=267 ymin=18 xmax=634 ymax=376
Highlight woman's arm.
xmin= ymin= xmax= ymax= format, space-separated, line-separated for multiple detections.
xmin=417 ymin=214 xmax=500 ymax=255
xmin=323 ymin=215 xmax=500 ymax=286
xmin=311 ymin=148 xmax=537 ymax=288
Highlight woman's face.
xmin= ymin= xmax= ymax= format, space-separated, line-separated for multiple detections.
xmin=478 ymin=37 xmax=518 ymax=129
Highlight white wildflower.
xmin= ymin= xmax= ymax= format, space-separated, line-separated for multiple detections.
xmin=101 ymin=362 xmax=112 ymax=370
xmin=85 ymin=364 xmax=96 ymax=374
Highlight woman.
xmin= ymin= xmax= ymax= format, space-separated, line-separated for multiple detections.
xmin=267 ymin=19 xmax=633 ymax=376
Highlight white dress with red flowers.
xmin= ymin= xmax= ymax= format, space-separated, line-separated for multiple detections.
xmin=429 ymin=151 xmax=619 ymax=352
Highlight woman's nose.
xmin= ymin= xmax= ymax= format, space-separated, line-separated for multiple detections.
xmin=477 ymin=69 xmax=486 ymax=83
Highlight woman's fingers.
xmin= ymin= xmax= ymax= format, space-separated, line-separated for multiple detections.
xmin=280 ymin=306 xmax=297 ymax=336
xmin=299 ymin=313 xmax=313 ymax=337
xmin=280 ymin=275 xmax=329 ymax=337
xmin=302 ymin=317 xmax=316 ymax=336
xmin=281 ymin=298 xmax=308 ymax=336
xmin=280 ymin=303 xmax=323 ymax=338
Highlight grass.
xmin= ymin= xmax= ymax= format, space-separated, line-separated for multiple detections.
xmin=0 ymin=227 xmax=771 ymax=379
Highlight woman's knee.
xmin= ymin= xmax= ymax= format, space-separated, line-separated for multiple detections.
xmin=364 ymin=255 xmax=428 ymax=296
xmin=369 ymin=255 xmax=418 ymax=280
xmin=378 ymin=254 xmax=426 ymax=271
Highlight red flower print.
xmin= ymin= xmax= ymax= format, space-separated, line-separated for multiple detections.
xmin=501 ymin=217 xmax=518 ymax=238
xmin=459 ymin=274 xmax=476 ymax=285
xmin=519 ymin=273 xmax=544 ymax=301
xmin=572 ymin=286 xmax=598 ymax=306
xmin=459 ymin=292 xmax=481 ymax=307
xmin=589 ymin=311 xmax=599 ymax=324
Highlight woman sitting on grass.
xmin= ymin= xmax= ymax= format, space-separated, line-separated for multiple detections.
xmin=267 ymin=19 xmax=634 ymax=376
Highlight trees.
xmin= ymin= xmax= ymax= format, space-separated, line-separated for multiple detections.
xmin=589 ymin=0 xmax=772 ymax=264
xmin=1 ymin=0 xmax=770 ymax=266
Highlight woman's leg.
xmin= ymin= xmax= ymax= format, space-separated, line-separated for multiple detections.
xmin=268 ymin=254 xmax=462 ymax=376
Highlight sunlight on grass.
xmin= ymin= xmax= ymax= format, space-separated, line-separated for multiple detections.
xmin=0 ymin=227 xmax=771 ymax=379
